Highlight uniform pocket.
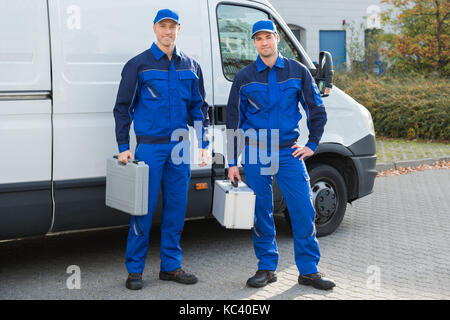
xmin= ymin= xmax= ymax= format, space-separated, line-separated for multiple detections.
xmin=177 ymin=69 xmax=199 ymax=81
xmin=246 ymin=94 xmax=264 ymax=114
xmin=140 ymin=70 xmax=168 ymax=100
xmin=242 ymin=83 xmax=267 ymax=117
xmin=279 ymin=79 xmax=301 ymax=93
xmin=145 ymin=84 xmax=160 ymax=99
xmin=253 ymin=225 xmax=264 ymax=238
xmin=133 ymin=218 xmax=143 ymax=236
xmin=177 ymin=69 xmax=199 ymax=104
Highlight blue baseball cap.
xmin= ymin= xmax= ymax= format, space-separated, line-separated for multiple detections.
xmin=153 ymin=9 xmax=180 ymax=25
xmin=251 ymin=20 xmax=277 ymax=39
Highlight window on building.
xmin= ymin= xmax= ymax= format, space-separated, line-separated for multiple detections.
xmin=288 ymin=24 xmax=306 ymax=49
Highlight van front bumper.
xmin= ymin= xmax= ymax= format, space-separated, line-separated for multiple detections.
xmin=348 ymin=134 xmax=377 ymax=199
xmin=350 ymin=154 xmax=377 ymax=198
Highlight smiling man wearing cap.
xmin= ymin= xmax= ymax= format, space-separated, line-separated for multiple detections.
xmin=226 ymin=20 xmax=335 ymax=290
xmin=113 ymin=8 xmax=210 ymax=290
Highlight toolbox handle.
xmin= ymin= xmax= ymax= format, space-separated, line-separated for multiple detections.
xmin=113 ymin=155 xmax=139 ymax=165
xmin=231 ymin=179 xmax=239 ymax=188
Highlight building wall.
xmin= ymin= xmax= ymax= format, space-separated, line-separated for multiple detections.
xmin=269 ymin=0 xmax=392 ymax=66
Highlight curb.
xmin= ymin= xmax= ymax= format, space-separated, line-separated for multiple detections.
xmin=376 ymin=156 xmax=450 ymax=172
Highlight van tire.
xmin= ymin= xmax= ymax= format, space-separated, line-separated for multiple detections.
xmin=309 ymin=163 xmax=347 ymax=237
xmin=283 ymin=163 xmax=347 ymax=237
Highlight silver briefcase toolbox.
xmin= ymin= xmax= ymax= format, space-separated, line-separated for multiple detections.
xmin=212 ymin=180 xmax=256 ymax=229
xmin=105 ymin=155 xmax=149 ymax=216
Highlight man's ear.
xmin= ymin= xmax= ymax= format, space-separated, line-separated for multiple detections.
xmin=276 ymin=33 xmax=280 ymax=43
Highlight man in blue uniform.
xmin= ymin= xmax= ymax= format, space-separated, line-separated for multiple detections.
xmin=113 ymin=9 xmax=210 ymax=290
xmin=227 ymin=20 xmax=335 ymax=290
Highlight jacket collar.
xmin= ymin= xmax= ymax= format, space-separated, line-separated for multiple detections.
xmin=150 ymin=42 xmax=182 ymax=60
xmin=255 ymin=52 xmax=284 ymax=72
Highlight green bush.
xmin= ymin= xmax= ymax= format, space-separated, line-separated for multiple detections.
xmin=334 ymin=72 xmax=450 ymax=141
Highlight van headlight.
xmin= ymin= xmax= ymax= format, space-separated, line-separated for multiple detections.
xmin=365 ymin=108 xmax=375 ymax=136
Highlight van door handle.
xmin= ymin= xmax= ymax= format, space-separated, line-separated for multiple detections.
xmin=213 ymin=105 xmax=226 ymax=125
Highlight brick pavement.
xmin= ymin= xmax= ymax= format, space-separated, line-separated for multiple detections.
xmin=0 ymin=168 xmax=449 ymax=299
xmin=376 ymin=140 xmax=449 ymax=171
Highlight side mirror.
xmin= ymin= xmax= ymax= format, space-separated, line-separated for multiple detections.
xmin=317 ymin=51 xmax=334 ymax=97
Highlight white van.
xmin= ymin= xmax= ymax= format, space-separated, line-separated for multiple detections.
xmin=0 ymin=0 xmax=377 ymax=241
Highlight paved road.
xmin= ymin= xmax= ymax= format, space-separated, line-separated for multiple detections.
xmin=0 ymin=168 xmax=449 ymax=300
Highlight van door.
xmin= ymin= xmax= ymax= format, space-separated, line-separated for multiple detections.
xmin=209 ymin=1 xmax=267 ymax=170
xmin=208 ymin=0 xmax=314 ymax=166
xmin=0 ymin=0 xmax=52 ymax=240
xmin=47 ymin=0 xmax=213 ymax=231
xmin=208 ymin=0 xmax=321 ymax=214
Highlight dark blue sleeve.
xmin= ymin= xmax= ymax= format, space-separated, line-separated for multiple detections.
xmin=113 ymin=60 xmax=139 ymax=153
xmin=300 ymin=66 xmax=327 ymax=152
xmin=189 ymin=63 xmax=210 ymax=149
xmin=226 ymin=76 xmax=244 ymax=167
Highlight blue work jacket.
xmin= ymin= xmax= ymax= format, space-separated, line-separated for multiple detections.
xmin=113 ymin=42 xmax=210 ymax=153
xmin=226 ymin=53 xmax=327 ymax=166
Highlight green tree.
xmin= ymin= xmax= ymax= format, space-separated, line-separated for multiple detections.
xmin=380 ymin=0 xmax=449 ymax=77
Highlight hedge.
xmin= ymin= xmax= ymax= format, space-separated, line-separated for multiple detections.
xmin=333 ymin=72 xmax=449 ymax=141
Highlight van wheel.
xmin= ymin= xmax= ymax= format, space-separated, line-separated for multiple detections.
xmin=283 ymin=163 xmax=347 ymax=237
xmin=309 ymin=163 xmax=347 ymax=237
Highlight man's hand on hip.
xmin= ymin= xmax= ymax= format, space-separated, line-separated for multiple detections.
xmin=291 ymin=144 xmax=314 ymax=160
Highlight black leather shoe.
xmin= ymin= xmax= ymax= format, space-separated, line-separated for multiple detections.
xmin=246 ymin=270 xmax=277 ymax=288
xmin=126 ymin=273 xmax=143 ymax=290
xmin=159 ymin=268 xmax=198 ymax=284
xmin=298 ymin=272 xmax=335 ymax=290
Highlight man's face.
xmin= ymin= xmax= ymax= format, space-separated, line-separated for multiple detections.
xmin=153 ymin=19 xmax=180 ymax=47
xmin=253 ymin=31 xmax=279 ymax=58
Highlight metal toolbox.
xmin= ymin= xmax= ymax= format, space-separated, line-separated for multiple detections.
xmin=105 ymin=156 xmax=149 ymax=216
xmin=212 ymin=180 xmax=256 ymax=229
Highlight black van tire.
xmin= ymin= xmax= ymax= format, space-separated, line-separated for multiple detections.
xmin=283 ymin=163 xmax=347 ymax=237
xmin=309 ymin=163 xmax=347 ymax=237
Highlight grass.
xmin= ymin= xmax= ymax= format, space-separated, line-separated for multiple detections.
xmin=376 ymin=138 xmax=450 ymax=163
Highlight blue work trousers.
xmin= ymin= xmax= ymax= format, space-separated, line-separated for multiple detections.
xmin=243 ymin=146 xmax=320 ymax=275
xmin=125 ymin=141 xmax=190 ymax=274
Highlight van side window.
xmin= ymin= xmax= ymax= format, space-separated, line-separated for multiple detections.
xmin=217 ymin=4 xmax=268 ymax=81
xmin=217 ymin=5 xmax=303 ymax=81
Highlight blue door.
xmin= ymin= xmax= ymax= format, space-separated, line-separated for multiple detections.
xmin=319 ymin=31 xmax=346 ymax=70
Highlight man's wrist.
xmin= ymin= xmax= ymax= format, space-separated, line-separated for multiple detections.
xmin=118 ymin=143 xmax=130 ymax=153
xmin=305 ymin=141 xmax=318 ymax=152
xmin=200 ymin=141 xmax=210 ymax=149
